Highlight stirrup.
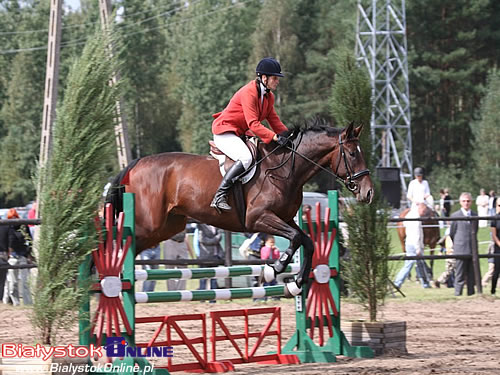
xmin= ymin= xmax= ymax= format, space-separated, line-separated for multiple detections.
xmin=210 ymin=195 xmax=232 ymax=212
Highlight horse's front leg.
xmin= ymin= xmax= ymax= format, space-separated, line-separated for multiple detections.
xmin=250 ymin=213 xmax=313 ymax=297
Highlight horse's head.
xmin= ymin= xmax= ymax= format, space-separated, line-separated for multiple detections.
xmin=333 ymin=122 xmax=374 ymax=203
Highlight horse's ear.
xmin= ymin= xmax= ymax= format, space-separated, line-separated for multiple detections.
xmin=344 ymin=121 xmax=355 ymax=139
xmin=354 ymin=123 xmax=364 ymax=138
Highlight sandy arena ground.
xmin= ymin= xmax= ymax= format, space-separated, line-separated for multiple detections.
xmin=1 ymin=295 xmax=500 ymax=375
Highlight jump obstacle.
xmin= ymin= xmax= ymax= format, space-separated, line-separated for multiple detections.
xmin=79 ymin=191 xmax=372 ymax=375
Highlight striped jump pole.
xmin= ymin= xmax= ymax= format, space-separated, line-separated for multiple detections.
xmin=135 ymin=264 xmax=300 ymax=281
xmin=135 ymin=285 xmax=285 ymax=303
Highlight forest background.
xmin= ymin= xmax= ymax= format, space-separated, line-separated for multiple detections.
xmin=0 ymin=0 xmax=499 ymax=208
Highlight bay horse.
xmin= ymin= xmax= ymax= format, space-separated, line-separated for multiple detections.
xmin=397 ymin=205 xmax=440 ymax=275
xmin=107 ymin=122 xmax=373 ymax=297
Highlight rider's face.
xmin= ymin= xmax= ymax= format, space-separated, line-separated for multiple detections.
xmin=263 ymin=75 xmax=280 ymax=91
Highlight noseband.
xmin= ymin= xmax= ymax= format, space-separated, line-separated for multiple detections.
xmin=334 ymin=135 xmax=370 ymax=193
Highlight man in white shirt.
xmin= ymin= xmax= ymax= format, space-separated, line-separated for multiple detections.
xmin=407 ymin=167 xmax=431 ymax=209
xmin=394 ymin=203 xmax=431 ymax=289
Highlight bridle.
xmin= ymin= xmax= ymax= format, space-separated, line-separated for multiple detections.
xmin=283 ymin=131 xmax=370 ymax=193
xmin=333 ymin=134 xmax=370 ymax=192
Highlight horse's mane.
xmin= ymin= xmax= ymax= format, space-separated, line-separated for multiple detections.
xmin=286 ymin=119 xmax=342 ymax=140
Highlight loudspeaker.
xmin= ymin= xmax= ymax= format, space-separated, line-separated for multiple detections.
xmin=376 ymin=167 xmax=401 ymax=208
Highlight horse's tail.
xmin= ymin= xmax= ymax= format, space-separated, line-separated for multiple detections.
xmin=105 ymin=159 xmax=140 ymax=219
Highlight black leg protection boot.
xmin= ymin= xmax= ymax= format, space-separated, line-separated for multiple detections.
xmin=210 ymin=160 xmax=246 ymax=212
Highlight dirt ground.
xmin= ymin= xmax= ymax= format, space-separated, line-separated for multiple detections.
xmin=1 ymin=296 xmax=500 ymax=375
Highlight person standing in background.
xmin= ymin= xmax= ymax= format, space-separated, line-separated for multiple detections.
xmin=27 ymin=202 xmax=37 ymax=238
xmin=5 ymin=208 xmax=33 ymax=306
xmin=163 ymin=230 xmax=195 ymax=291
xmin=443 ymin=188 xmax=452 ymax=218
xmin=197 ymin=224 xmax=224 ymax=293
xmin=407 ymin=167 xmax=432 ymax=210
xmin=0 ymin=223 xmax=9 ymax=303
xmin=489 ymin=200 xmax=500 ymax=295
xmin=488 ymin=190 xmax=496 ymax=216
xmin=394 ymin=203 xmax=431 ymax=289
xmin=450 ymin=192 xmax=478 ymax=296
xmin=139 ymin=244 xmax=161 ymax=292
xmin=475 ymin=189 xmax=489 ymax=228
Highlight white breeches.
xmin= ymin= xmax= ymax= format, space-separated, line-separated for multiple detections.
xmin=213 ymin=133 xmax=252 ymax=169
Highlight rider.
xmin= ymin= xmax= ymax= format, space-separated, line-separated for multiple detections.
xmin=210 ymin=57 xmax=289 ymax=212
xmin=407 ymin=167 xmax=432 ymax=210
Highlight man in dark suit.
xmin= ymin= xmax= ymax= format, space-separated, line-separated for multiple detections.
xmin=450 ymin=192 xmax=478 ymax=296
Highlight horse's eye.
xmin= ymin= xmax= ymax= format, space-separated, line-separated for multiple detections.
xmin=349 ymin=151 xmax=356 ymax=157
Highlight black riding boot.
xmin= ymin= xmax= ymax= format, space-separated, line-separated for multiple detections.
xmin=210 ymin=160 xmax=246 ymax=212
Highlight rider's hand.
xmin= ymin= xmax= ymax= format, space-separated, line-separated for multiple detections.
xmin=274 ymin=134 xmax=288 ymax=146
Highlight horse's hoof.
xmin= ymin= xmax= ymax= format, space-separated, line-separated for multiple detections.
xmin=284 ymin=281 xmax=302 ymax=298
xmin=259 ymin=264 xmax=276 ymax=284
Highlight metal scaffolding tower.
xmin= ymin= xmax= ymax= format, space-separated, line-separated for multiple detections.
xmin=355 ymin=0 xmax=412 ymax=193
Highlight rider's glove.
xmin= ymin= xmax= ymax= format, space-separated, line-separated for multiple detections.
xmin=275 ymin=134 xmax=288 ymax=146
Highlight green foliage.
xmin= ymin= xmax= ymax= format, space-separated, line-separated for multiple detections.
xmin=329 ymin=44 xmax=390 ymax=322
xmin=0 ymin=0 xmax=50 ymax=206
xmin=342 ymin=187 xmax=392 ymax=322
xmin=330 ymin=47 xmax=373 ymax=167
xmin=1 ymin=0 xmax=500 ymax=205
xmin=427 ymin=164 xmax=477 ymax=203
xmin=407 ymin=0 xmax=500 ymax=174
xmin=170 ymin=0 xmax=259 ymax=154
xmin=32 ymin=28 xmax=118 ymax=345
xmin=472 ymin=69 xmax=500 ymax=192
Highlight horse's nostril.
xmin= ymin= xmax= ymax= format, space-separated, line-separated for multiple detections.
xmin=367 ymin=189 xmax=373 ymax=202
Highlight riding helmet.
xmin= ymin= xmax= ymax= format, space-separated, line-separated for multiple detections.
xmin=413 ymin=167 xmax=424 ymax=177
xmin=256 ymin=57 xmax=284 ymax=77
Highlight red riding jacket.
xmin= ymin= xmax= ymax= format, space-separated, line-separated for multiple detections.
xmin=212 ymin=80 xmax=288 ymax=144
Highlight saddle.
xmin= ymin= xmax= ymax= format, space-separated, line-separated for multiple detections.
xmin=208 ymin=137 xmax=259 ymax=184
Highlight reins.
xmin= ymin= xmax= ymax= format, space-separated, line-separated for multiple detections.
xmin=236 ymin=128 xmax=370 ymax=193
xmin=283 ymin=132 xmax=370 ymax=193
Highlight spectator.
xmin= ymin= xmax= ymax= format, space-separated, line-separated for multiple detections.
xmin=490 ymin=199 xmax=500 ymax=295
xmin=0 ymin=223 xmax=9 ymax=302
xmin=163 ymin=230 xmax=195 ymax=291
xmin=475 ymin=188 xmax=489 ymax=228
xmin=139 ymin=244 xmax=161 ymax=292
xmin=443 ymin=188 xmax=452 ymax=218
xmin=394 ymin=203 xmax=431 ymax=289
xmin=450 ymin=192 xmax=478 ymax=296
xmin=488 ymin=190 xmax=496 ymax=216
xmin=27 ymin=202 xmax=37 ymax=238
xmin=259 ymin=235 xmax=281 ymax=301
xmin=197 ymin=224 xmax=224 ymax=293
xmin=482 ymin=242 xmax=495 ymax=288
xmin=407 ymin=167 xmax=432 ymax=210
xmin=434 ymin=228 xmax=455 ymax=288
xmin=4 ymin=208 xmax=33 ymax=306
xmin=260 ymin=235 xmax=280 ymax=261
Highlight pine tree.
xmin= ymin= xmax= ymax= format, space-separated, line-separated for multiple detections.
xmin=330 ymin=48 xmax=391 ymax=322
xmin=330 ymin=48 xmax=372 ymax=166
xmin=407 ymin=0 xmax=500 ymax=174
xmin=0 ymin=1 xmax=49 ymax=206
xmin=473 ymin=70 xmax=500 ymax=192
xmin=32 ymin=28 xmax=118 ymax=344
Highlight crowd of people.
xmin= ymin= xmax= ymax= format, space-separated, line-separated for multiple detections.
xmin=393 ymin=167 xmax=499 ymax=296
